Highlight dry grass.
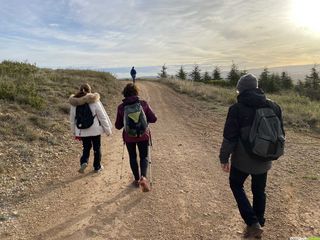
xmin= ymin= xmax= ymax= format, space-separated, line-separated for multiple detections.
xmin=162 ymin=78 xmax=236 ymax=104
xmin=159 ymin=78 xmax=320 ymax=132
xmin=268 ymin=91 xmax=320 ymax=130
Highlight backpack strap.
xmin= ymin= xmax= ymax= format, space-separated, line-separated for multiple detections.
xmin=123 ymin=98 xmax=140 ymax=107
xmin=265 ymin=99 xmax=281 ymax=118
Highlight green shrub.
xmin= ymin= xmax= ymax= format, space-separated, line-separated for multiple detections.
xmin=0 ymin=81 xmax=15 ymax=100
xmin=0 ymin=61 xmax=45 ymax=109
xmin=0 ymin=60 xmax=38 ymax=78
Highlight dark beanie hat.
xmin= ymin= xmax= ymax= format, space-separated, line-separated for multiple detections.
xmin=236 ymin=73 xmax=258 ymax=93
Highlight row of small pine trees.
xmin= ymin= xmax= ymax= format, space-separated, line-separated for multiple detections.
xmin=158 ymin=63 xmax=320 ymax=100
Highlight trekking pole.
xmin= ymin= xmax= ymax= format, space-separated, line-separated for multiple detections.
xmin=120 ymin=142 xmax=125 ymax=180
xmin=148 ymin=130 xmax=153 ymax=186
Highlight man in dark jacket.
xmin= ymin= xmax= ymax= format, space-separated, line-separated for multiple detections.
xmin=130 ymin=66 xmax=137 ymax=84
xmin=219 ymin=73 xmax=284 ymax=238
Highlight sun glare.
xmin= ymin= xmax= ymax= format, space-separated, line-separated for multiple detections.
xmin=291 ymin=0 xmax=320 ymax=33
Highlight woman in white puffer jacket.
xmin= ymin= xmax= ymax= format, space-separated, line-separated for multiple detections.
xmin=69 ymin=83 xmax=112 ymax=173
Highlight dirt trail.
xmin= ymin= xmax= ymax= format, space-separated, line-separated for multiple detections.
xmin=1 ymin=81 xmax=320 ymax=239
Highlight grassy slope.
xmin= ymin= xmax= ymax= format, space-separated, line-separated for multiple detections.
xmin=0 ymin=66 xmax=123 ymax=208
xmin=159 ymin=78 xmax=320 ymax=133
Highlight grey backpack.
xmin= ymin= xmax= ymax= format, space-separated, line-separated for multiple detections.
xmin=124 ymin=101 xmax=148 ymax=137
xmin=246 ymin=106 xmax=285 ymax=161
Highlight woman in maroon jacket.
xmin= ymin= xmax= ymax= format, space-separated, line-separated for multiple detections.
xmin=115 ymin=83 xmax=157 ymax=192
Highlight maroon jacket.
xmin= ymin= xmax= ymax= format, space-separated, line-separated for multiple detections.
xmin=115 ymin=96 xmax=157 ymax=143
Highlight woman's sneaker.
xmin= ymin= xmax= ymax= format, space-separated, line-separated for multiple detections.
xmin=94 ymin=165 xmax=104 ymax=173
xmin=132 ymin=180 xmax=140 ymax=188
xmin=139 ymin=177 xmax=150 ymax=192
xmin=78 ymin=163 xmax=88 ymax=173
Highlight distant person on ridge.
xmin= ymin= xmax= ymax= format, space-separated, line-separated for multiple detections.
xmin=130 ymin=66 xmax=137 ymax=84
xmin=115 ymin=83 xmax=157 ymax=192
xmin=69 ymin=83 xmax=112 ymax=173
xmin=219 ymin=74 xmax=285 ymax=238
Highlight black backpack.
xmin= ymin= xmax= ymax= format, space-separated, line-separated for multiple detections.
xmin=242 ymin=102 xmax=285 ymax=161
xmin=75 ymin=103 xmax=95 ymax=129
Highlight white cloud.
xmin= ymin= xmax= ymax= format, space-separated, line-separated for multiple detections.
xmin=0 ymin=0 xmax=319 ymax=70
xmin=48 ymin=23 xmax=59 ymax=27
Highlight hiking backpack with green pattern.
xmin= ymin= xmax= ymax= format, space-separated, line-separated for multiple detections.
xmin=124 ymin=101 xmax=148 ymax=137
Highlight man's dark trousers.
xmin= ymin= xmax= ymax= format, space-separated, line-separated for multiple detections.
xmin=229 ymin=166 xmax=267 ymax=227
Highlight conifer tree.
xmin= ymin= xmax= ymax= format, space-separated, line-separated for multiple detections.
xmin=259 ymin=68 xmax=281 ymax=93
xmin=212 ymin=66 xmax=222 ymax=80
xmin=258 ymin=68 xmax=270 ymax=91
xmin=305 ymin=65 xmax=320 ymax=89
xmin=176 ymin=66 xmax=187 ymax=80
xmin=280 ymin=71 xmax=293 ymax=89
xmin=189 ymin=65 xmax=201 ymax=82
xmin=202 ymin=71 xmax=211 ymax=83
xmin=158 ymin=64 xmax=168 ymax=78
xmin=227 ymin=63 xmax=240 ymax=86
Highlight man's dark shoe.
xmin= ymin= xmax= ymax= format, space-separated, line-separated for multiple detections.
xmin=243 ymin=223 xmax=263 ymax=239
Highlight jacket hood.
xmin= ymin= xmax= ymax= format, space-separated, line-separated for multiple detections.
xmin=237 ymin=88 xmax=267 ymax=107
xmin=122 ymin=96 xmax=139 ymax=105
xmin=69 ymin=93 xmax=100 ymax=106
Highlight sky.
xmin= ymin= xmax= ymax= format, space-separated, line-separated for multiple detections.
xmin=1 ymin=0 xmax=320 ymax=78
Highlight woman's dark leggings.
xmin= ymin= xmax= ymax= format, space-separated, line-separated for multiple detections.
xmin=80 ymin=135 xmax=101 ymax=171
xmin=126 ymin=141 xmax=149 ymax=180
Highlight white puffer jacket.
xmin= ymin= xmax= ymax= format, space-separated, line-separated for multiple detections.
xmin=69 ymin=93 xmax=112 ymax=137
